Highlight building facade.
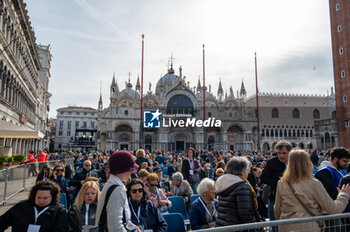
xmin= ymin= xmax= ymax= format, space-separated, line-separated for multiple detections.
xmin=0 ymin=0 xmax=52 ymax=156
xmin=329 ymin=0 xmax=350 ymax=148
xmin=245 ymin=90 xmax=336 ymax=151
xmin=96 ymin=63 xmax=337 ymax=152
xmin=55 ymin=106 xmax=98 ymax=151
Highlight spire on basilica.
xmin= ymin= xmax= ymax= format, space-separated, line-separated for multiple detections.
xmin=217 ymin=78 xmax=224 ymax=101
xmin=110 ymin=73 xmax=119 ymax=97
xmin=197 ymin=76 xmax=201 ymax=93
xmin=240 ymin=78 xmax=247 ymax=97
xmin=98 ymin=82 xmax=103 ymax=112
xmin=136 ymin=75 xmax=140 ymax=91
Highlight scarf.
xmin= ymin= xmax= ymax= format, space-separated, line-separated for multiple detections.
xmin=239 ymin=175 xmax=258 ymax=211
xmin=201 ymin=197 xmax=217 ymax=223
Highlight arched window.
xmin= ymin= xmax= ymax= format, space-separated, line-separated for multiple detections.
xmin=272 ymin=108 xmax=279 ymax=118
xmin=332 ymin=110 xmax=336 ymax=119
xmin=313 ymin=109 xmax=320 ymax=119
xmin=124 ymin=110 xmax=128 ymax=116
xmin=208 ymin=112 xmax=212 ymax=117
xmin=292 ymin=108 xmax=300 ymax=118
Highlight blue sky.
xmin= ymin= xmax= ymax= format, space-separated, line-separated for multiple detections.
xmin=26 ymin=0 xmax=334 ymax=118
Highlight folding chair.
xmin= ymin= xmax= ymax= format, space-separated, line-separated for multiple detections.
xmin=190 ymin=194 xmax=200 ymax=205
xmin=168 ymin=196 xmax=190 ymax=225
xmin=163 ymin=213 xmax=186 ymax=232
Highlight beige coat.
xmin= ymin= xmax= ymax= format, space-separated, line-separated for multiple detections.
xmin=275 ymin=178 xmax=350 ymax=232
xmin=170 ymin=180 xmax=193 ymax=203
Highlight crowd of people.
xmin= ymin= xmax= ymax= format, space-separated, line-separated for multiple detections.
xmin=1 ymin=141 xmax=350 ymax=231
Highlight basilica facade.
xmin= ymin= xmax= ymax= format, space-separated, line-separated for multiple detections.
xmin=96 ymin=64 xmax=336 ymax=152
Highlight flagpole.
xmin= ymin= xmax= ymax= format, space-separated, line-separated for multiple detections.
xmin=202 ymin=44 xmax=206 ymax=121
xmin=202 ymin=44 xmax=206 ymax=151
xmin=140 ymin=34 xmax=144 ymax=148
xmin=255 ymin=52 xmax=261 ymax=151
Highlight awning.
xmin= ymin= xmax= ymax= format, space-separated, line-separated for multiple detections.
xmin=0 ymin=120 xmax=44 ymax=139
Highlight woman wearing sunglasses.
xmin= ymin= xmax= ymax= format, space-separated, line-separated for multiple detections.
xmin=127 ymin=178 xmax=167 ymax=232
xmin=50 ymin=164 xmax=72 ymax=207
xmin=68 ymin=181 xmax=100 ymax=232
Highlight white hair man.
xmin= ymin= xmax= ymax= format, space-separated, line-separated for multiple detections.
xmin=189 ymin=178 xmax=218 ymax=230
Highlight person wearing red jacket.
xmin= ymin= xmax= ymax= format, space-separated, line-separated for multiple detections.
xmin=27 ymin=151 xmax=37 ymax=177
xmin=37 ymin=150 xmax=46 ymax=171
xmin=44 ymin=151 xmax=49 ymax=162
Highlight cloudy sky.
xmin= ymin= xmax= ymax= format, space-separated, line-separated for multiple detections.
xmin=26 ymin=0 xmax=334 ymax=118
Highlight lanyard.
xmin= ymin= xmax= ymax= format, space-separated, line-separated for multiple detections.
xmin=174 ymin=185 xmax=180 ymax=196
xmin=85 ymin=203 xmax=90 ymax=225
xmin=128 ymin=199 xmax=141 ymax=225
xmin=199 ymin=198 xmax=216 ymax=220
xmin=34 ymin=206 xmax=49 ymax=224
xmin=189 ymin=160 xmax=194 ymax=170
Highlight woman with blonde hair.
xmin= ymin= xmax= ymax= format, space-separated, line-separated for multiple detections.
xmin=68 ymin=181 xmax=100 ymax=232
xmin=136 ymin=149 xmax=151 ymax=170
xmin=275 ymin=149 xmax=350 ymax=232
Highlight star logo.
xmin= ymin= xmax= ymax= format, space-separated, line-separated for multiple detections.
xmin=143 ymin=109 xmax=162 ymax=128
xmin=150 ymin=109 xmax=162 ymax=122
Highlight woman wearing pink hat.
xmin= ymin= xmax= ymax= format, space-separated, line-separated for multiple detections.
xmin=95 ymin=151 xmax=140 ymax=231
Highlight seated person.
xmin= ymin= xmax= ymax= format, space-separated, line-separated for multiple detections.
xmin=169 ymin=172 xmax=193 ymax=207
xmin=127 ymin=178 xmax=167 ymax=232
xmin=154 ymin=167 xmax=170 ymax=194
xmin=68 ymin=181 xmax=100 ymax=231
xmin=138 ymin=169 xmax=149 ymax=185
xmin=145 ymin=173 xmax=172 ymax=212
xmin=189 ymin=178 xmax=218 ymax=230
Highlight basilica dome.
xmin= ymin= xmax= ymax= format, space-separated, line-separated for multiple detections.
xmin=155 ymin=66 xmax=182 ymax=94
xmin=120 ymin=80 xmax=138 ymax=97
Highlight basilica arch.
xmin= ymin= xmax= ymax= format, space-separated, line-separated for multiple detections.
xmin=227 ymin=124 xmax=245 ymax=151
xmin=115 ymin=124 xmax=134 ymax=150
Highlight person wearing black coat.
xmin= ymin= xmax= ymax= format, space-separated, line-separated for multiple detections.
xmin=68 ymin=181 xmax=100 ymax=232
xmin=167 ymin=159 xmax=177 ymax=178
xmin=69 ymin=160 xmax=98 ymax=199
xmin=215 ymin=157 xmax=258 ymax=227
xmin=0 ymin=180 xmax=68 ymax=232
xmin=260 ymin=140 xmax=291 ymax=221
xmin=127 ymin=178 xmax=167 ymax=232
xmin=181 ymin=147 xmax=201 ymax=194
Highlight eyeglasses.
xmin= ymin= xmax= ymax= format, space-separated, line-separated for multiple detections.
xmin=150 ymin=184 xmax=158 ymax=187
xmin=217 ymin=172 xmax=224 ymax=174
xmin=131 ymin=188 xmax=143 ymax=194
xmin=56 ymin=169 xmax=63 ymax=172
xmin=84 ymin=165 xmax=91 ymax=167
xmin=84 ymin=191 xmax=97 ymax=196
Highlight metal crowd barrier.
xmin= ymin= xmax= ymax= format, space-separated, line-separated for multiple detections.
xmin=0 ymin=158 xmax=74 ymax=206
xmin=197 ymin=212 xmax=350 ymax=232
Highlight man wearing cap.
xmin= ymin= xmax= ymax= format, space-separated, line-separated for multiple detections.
xmin=95 ymin=151 xmax=140 ymax=231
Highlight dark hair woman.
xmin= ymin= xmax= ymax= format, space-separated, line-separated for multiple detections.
xmin=181 ymin=147 xmax=201 ymax=194
xmin=127 ymin=178 xmax=167 ymax=232
xmin=36 ymin=164 xmax=52 ymax=182
xmin=0 ymin=180 xmax=68 ymax=232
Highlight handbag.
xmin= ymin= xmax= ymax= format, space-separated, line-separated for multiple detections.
xmin=288 ymin=183 xmax=325 ymax=231
xmin=89 ymin=184 xmax=119 ymax=232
